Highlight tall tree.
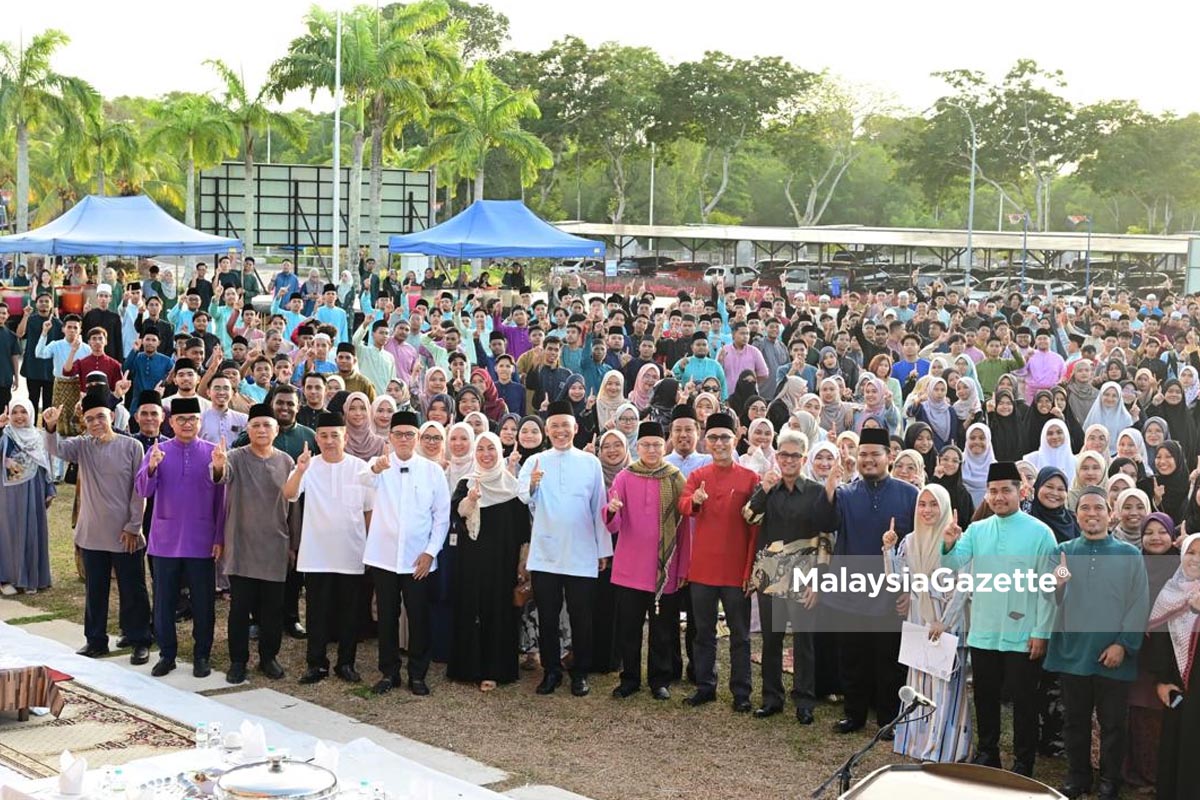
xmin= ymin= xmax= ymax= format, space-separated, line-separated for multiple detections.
xmin=653 ymin=52 xmax=808 ymax=222
xmin=57 ymin=97 xmax=139 ymax=196
xmin=0 ymin=29 xmax=96 ymax=231
xmin=145 ymin=93 xmax=237 ymax=228
xmin=206 ymin=59 xmax=303 ymax=256
xmin=421 ymin=61 xmax=551 ymax=201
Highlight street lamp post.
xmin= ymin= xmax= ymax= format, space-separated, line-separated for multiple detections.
xmin=946 ymin=102 xmax=977 ymax=288
xmin=1068 ymin=214 xmax=1094 ymax=292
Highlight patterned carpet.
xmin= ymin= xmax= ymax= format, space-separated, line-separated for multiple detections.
xmin=0 ymin=682 xmax=194 ymax=778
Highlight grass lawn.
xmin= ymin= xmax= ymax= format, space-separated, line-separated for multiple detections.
xmin=11 ymin=485 xmax=1079 ymax=800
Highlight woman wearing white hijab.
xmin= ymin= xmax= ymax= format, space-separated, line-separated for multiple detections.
xmin=1178 ymin=365 xmax=1200 ymax=407
xmin=595 ymin=371 xmax=626 ymax=431
xmin=885 ymin=484 xmax=972 ymax=762
xmin=1083 ymin=381 xmax=1134 ymax=454
xmin=1 ymin=400 xmax=55 ymax=594
xmin=1116 ymin=427 xmax=1151 ymax=472
xmin=1024 ymin=419 xmax=1077 ymax=483
xmin=444 ymin=422 xmax=477 ymax=491
xmin=961 ymin=422 xmax=994 ymax=506
xmin=741 ymin=418 xmax=777 ymax=477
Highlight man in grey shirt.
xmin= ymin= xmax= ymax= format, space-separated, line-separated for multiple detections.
xmin=43 ymin=390 xmax=150 ymax=664
xmin=211 ymin=404 xmax=294 ymax=685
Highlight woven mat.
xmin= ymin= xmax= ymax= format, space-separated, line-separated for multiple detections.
xmin=0 ymin=682 xmax=194 ymax=778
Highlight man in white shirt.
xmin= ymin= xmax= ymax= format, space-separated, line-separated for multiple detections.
xmin=285 ymin=412 xmax=374 ymax=686
xmin=517 ymin=399 xmax=611 ymax=697
xmin=199 ymin=375 xmax=248 ymax=444
xmin=361 ymin=409 xmax=450 ymax=696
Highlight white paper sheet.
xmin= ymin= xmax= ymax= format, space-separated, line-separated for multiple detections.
xmin=897 ymin=620 xmax=958 ymax=681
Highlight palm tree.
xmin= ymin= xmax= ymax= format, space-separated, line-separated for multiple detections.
xmin=145 ymin=93 xmax=237 ymax=228
xmin=0 ymin=29 xmax=96 ymax=231
xmin=59 ymin=98 xmax=140 ymax=195
xmin=422 ymin=61 xmax=552 ymax=201
xmin=206 ymin=59 xmax=303 ymax=257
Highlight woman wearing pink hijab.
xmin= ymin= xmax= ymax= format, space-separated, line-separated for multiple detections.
xmin=628 ymin=363 xmax=661 ymax=410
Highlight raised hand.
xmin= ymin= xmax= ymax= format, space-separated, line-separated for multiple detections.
xmin=1153 ymin=477 xmax=1165 ymax=504
xmin=41 ymin=318 xmax=52 ymax=336
xmin=692 ymin=481 xmax=709 ymax=506
xmin=506 ymin=449 xmax=521 ymax=472
xmin=42 ymin=405 xmax=63 ymax=430
xmin=295 ymin=441 xmax=313 ymax=473
xmin=114 ymin=371 xmax=132 ymax=398
xmin=606 ymin=493 xmax=623 ymax=514
xmin=148 ymin=442 xmax=166 ymax=473
xmin=529 ymin=458 xmax=545 ymax=492
xmin=372 ymin=453 xmax=391 ymax=474
xmin=211 ymin=436 xmax=228 ymax=471
xmin=586 ymin=390 xmax=596 ymax=411
xmin=943 ymin=519 xmax=963 ymax=549
xmin=467 ymin=479 xmax=482 ymax=503
xmin=762 ymin=468 xmax=781 ymax=492
xmin=1055 ymin=551 xmax=1071 ymax=587
xmin=882 ymin=517 xmax=898 ymax=550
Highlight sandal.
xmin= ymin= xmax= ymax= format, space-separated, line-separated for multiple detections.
xmin=480 ymin=681 xmax=497 ymax=692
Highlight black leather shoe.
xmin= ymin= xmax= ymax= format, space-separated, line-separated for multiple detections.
xmin=372 ymin=675 xmax=398 ymax=695
xmin=409 ymin=679 xmax=430 ymax=696
xmin=535 ymin=673 xmax=562 ymax=695
xmin=651 ymin=686 xmax=670 ymax=701
xmin=284 ymin=621 xmax=307 ymax=639
xmin=754 ymin=704 xmax=783 ymax=719
xmin=796 ymin=708 xmax=814 ymax=725
xmin=226 ymin=663 xmax=248 ymax=684
xmin=334 ymin=664 xmax=361 ymax=683
xmin=192 ymin=658 xmax=211 ymax=678
xmin=570 ymin=677 xmax=590 ymax=697
xmin=75 ymin=644 xmax=110 ymax=658
xmin=971 ymin=752 xmax=1002 ymax=769
xmin=1096 ymin=779 xmax=1119 ymax=800
xmin=1010 ymin=761 xmax=1034 ymax=778
xmin=1057 ymin=782 xmax=1089 ymax=800
xmin=151 ymin=658 xmax=176 ymax=677
xmin=732 ymin=698 xmax=752 ymax=713
xmin=115 ymin=635 xmax=131 ymax=648
xmin=174 ymin=607 xmax=192 ymax=623
xmin=612 ymin=683 xmax=639 ymax=698
xmin=259 ymin=659 xmax=285 ymax=680
xmin=130 ymin=646 xmax=150 ymax=666
xmin=299 ymin=667 xmax=328 ymax=685
xmin=832 ymin=718 xmax=863 ymax=734
xmin=684 ymin=690 xmax=716 ymax=707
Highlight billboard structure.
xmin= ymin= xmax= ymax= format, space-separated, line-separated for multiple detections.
xmin=198 ymin=162 xmax=433 ymax=260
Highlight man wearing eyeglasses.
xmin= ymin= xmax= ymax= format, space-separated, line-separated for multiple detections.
xmin=135 ymin=396 xmax=226 ymax=679
xmin=678 ymin=411 xmax=761 ymax=711
xmin=361 ymin=410 xmax=451 ymax=697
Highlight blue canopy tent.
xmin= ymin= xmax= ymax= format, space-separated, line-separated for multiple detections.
xmin=0 ymin=195 xmax=242 ymax=255
xmin=388 ymin=199 xmax=604 ymax=259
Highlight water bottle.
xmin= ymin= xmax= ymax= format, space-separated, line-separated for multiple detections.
xmin=208 ymin=721 xmax=223 ymax=751
xmin=344 ymin=779 xmax=371 ymax=799
xmin=370 ymin=783 xmax=388 ymax=800
xmin=109 ymin=768 xmax=126 ymax=795
xmin=195 ymin=722 xmax=210 ymax=750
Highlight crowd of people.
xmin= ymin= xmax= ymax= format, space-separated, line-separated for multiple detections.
xmin=3 ymin=258 xmax=1200 ymax=799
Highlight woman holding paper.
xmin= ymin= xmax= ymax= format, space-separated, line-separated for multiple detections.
xmin=882 ymin=483 xmax=972 ymax=762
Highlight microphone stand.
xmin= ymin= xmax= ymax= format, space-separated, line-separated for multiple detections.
xmin=811 ymin=700 xmax=922 ymax=798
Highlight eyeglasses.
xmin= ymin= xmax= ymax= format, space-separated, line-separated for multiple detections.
xmin=420 ymin=434 xmax=444 ymax=443
xmin=390 ymin=430 xmax=417 ymax=440
xmin=776 ymin=452 xmax=803 ymax=461
xmin=705 ymin=434 xmax=734 ymax=443
xmin=173 ymin=416 xmax=199 ymax=426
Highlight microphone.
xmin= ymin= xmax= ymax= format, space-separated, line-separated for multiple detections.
xmin=899 ymin=685 xmax=937 ymax=710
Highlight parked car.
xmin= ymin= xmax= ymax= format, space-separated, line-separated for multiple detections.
xmin=703 ymin=264 xmax=760 ymax=287
xmin=671 ymin=261 xmax=712 ymax=278
xmin=757 ymin=258 xmax=815 ymax=288
xmin=617 ymin=255 xmax=676 ymax=276
xmin=551 ymin=258 xmax=604 ymax=276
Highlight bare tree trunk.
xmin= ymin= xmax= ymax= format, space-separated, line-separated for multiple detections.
xmin=16 ymin=123 xmax=30 ymax=232
xmin=347 ymin=129 xmax=365 ymax=276
xmin=369 ymin=118 xmax=384 ymax=262
xmin=784 ymin=174 xmax=803 ymax=227
xmin=243 ymin=123 xmax=255 ymax=257
xmin=701 ymin=148 xmax=732 ymax=223
xmin=609 ymin=154 xmax=627 ymax=223
xmin=185 ymin=152 xmax=197 ymax=229
xmin=474 ymin=162 xmax=485 ymax=202
xmin=430 ymin=162 xmax=439 ymax=224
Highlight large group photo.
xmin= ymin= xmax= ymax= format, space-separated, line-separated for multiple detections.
xmin=3 ymin=2 xmax=1200 ymax=799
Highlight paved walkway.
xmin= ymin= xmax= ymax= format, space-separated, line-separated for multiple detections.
xmin=0 ymin=599 xmax=591 ymax=800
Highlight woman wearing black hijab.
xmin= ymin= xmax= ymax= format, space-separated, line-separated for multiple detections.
xmin=726 ymin=369 xmax=760 ymax=420
xmin=903 ymin=421 xmax=938 ymax=476
xmin=1051 ymin=385 xmax=1085 ymax=453
xmin=1023 ymin=390 xmax=1059 ymax=458
xmin=988 ymin=389 xmax=1027 ymax=462
xmin=1029 ymin=466 xmax=1081 ymax=544
xmin=932 ymin=444 xmax=976 ymax=530
xmin=1140 ymin=441 xmax=1190 ymax=524
xmin=1147 ymin=379 xmax=1198 ymax=465
xmin=644 ymin=378 xmax=680 ymax=429
xmin=1107 ymin=456 xmax=1146 ymax=482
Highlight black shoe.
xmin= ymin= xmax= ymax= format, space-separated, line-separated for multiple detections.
xmin=372 ymin=675 xmax=399 ymax=695
xmin=878 ymin=727 xmax=895 ymax=742
xmin=226 ymin=663 xmax=248 ymax=684
xmin=1096 ymin=779 xmax=1119 ymax=800
xmin=732 ymin=698 xmax=752 ymax=713
xmin=151 ymin=658 xmax=176 ymax=677
xmin=174 ymin=608 xmax=192 ymax=623
xmin=248 ymin=624 xmax=259 ymax=641
xmin=685 ymin=665 xmax=697 ymax=685
xmin=570 ymin=677 xmax=590 ymax=697
xmin=409 ymin=679 xmax=430 ymax=696
xmin=334 ymin=664 xmax=361 ymax=683
xmin=535 ymin=673 xmax=562 ymax=695
xmin=832 ymin=718 xmax=863 ymax=734
xmin=753 ymin=704 xmax=783 ymax=719
xmin=651 ymin=686 xmax=671 ymax=701
xmin=684 ymin=690 xmax=716 ymax=707
xmin=299 ymin=667 xmax=328 ymax=685
xmin=284 ymin=621 xmax=307 ymax=640
xmin=612 ymin=683 xmax=640 ymax=699
xmin=130 ymin=646 xmax=150 ymax=666
xmin=796 ymin=708 xmax=814 ymax=725
xmin=971 ymin=752 xmax=1002 ymax=769
xmin=192 ymin=658 xmax=211 ymax=678
xmin=115 ymin=635 xmax=131 ymax=648
xmin=1010 ymin=761 xmax=1034 ymax=778
xmin=75 ymin=644 xmax=110 ymax=658
xmin=1057 ymin=782 xmax=1089 ymax=800
xmin=259 ymin=659 xmax=285 ymax=680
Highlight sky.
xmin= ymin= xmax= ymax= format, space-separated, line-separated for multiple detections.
xmin=8 ymin=0 xmax=1200 ymax=116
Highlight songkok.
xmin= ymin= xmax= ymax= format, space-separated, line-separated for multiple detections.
xmin=136 ymin=390 xmax=162 ymax=408
xmin=81 ymin=390 xmax=111 ymax=414
xmin=390 ymin=410 xmax=420 ymax=429
xmin=638 ymin=420 xmax=664 ymax=440
xmin=173 ymin=358 xmax=197 ymax=374
xmin=172 ymin=397 xmax=202 ymax=415
xmin=336 ymin=342 xmax=355 ymax=354
xmin=546 ymin=400 xmax=575 ymax=418
xmin=987 ymin=462 xmax=1021 ymax=482
xmin=691 ymin=331 xmax=708 ymax=343
xmin=858 ymin=428 xmax=890 ymax=449
xmin=316 ymin=411 xmax=346 ymax=428
xmin=670 ymin=404 xmax=697 ymax=422
xmin=288 ymin=292 xmax=303 ymax=302
xmin=323 ymin=283 xmax=337 ymax=293
xmin=705 ymin=412 xmax=736 ymax=433
xmin=248 ymin=403 xmax=274 ymax=420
